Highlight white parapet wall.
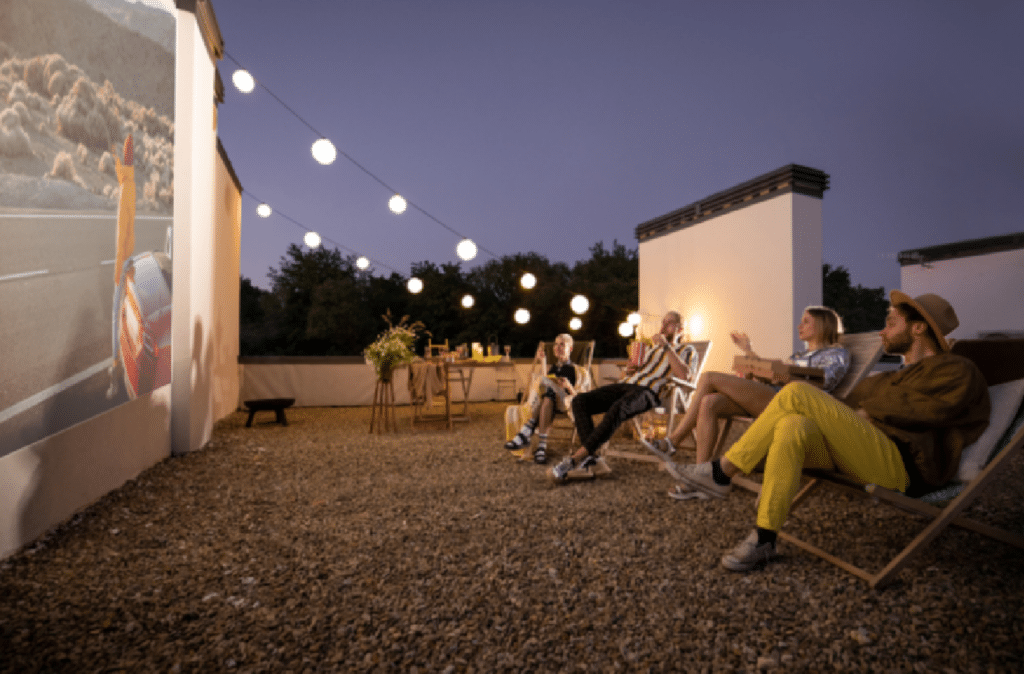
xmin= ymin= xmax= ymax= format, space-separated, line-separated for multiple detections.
xmin=899 ymin=233 xmax=1024 ymax=341
xmin=635 ymin=165 xmax=828 ymax=374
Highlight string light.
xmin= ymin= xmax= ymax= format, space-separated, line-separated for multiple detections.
xmin=232 ymin=69 xmax=255 ymax=93
xmin=256 ymin=203 xmax=272 ymax=218
xmin=407 ymin=277 xmax=423 ymax=294
xmin=311 ymin=138 xmax=337 ymax=165
xmin=456 ymin=238 xmax=478 ymax=261
xmin=514 ymin=308 xmax=530 ymax=324
xmin=356 ymin=256 xmax=370 ymax=270
xmin=570 ymin=295 xmax=590 ymax=314
xmin=388 ymin=194 xmax=407 ymax=214
xmin=304 ymin=231 xmax=321 ymax=248
xmin=461 ymin=294 xmax=475 ymax=308
xmin=569 ymin=317 xmax=582 ymax=331
xmin=520 ymin=273 xmax=536 ymax=289
xmin=627 ymin=312 xmax=642 ymax=326
xmin=618 ymin=322 xmax=634 ymax=337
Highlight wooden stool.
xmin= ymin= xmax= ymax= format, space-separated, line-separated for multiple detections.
xmin=243 ymin=398 xmax=295 ymax=427
xmin=369 ymin=378 xmax=397 ymax=433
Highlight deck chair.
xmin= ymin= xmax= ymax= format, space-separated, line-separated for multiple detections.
xmin=734 ymin=337 xmax=1024 ymax=589
xmin=508 ymin=340 xmax=595 ymax=449
xmin=709 ymin=331 xmax=885 ymax=459
xmin=600 ymin=340 xmax=713 ymax=464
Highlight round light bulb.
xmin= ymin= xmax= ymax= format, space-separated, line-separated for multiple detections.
xmin=304 ymin=231 xmax=321 ymax=248
xmin=569 ymin=317 xmax=582 ymax=331
xmin=356 ymin=256 xmax=370 ymax=270
xmin=570 ymin=294 xmax=590 ymax=315
xmin=389 ymin=194 xmax=407 ymax=214
xmin=232 ymin=69 xmax=255 ymax=93
xmin=456 ymin=238 xmax=477 ymax=261
xmin=520 ymin=272 xmax=536 ymax=289
xmin=407 ymin=277 xmax=423 ymax=294
xmin=256 ymin=203 xmax=272 ymax=218
xmin=311 ymin=138 xmax=337 ymax=165
xmin=627 ymin=312 xmax=642 ymax=326
xmin=514 ymin=308 xmax=530 ymax=324
xmin=461 ymin=294 xmax=475 ymax=308
xmin=618 ymin=322 xmax=634 ymax=337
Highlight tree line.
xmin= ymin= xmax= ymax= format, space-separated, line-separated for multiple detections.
xmin=240 ymin=243 xmax=887 ymax=359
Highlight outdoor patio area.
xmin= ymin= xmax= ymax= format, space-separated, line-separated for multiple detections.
xmin=2 ymin=402 xmax=1022 ymax=671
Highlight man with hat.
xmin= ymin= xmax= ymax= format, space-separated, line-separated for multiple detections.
xmin=672 ymin=292 xmax=991 ymax=572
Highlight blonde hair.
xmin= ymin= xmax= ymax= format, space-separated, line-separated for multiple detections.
xmin=554 ymin=333 xmax=574 ymax=351
xmin=804 ymin=306 xmax=843 ymax=345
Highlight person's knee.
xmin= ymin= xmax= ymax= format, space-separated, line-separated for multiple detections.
xmin=701 ymin=392 xmax=728 ymax=417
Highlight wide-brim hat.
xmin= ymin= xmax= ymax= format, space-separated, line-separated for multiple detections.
xmin=889 ymin=290 xmax=959 ymax=352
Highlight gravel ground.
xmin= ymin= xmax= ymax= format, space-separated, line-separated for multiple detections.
xmin=2 ymin=402 xmax=1023 ymax=672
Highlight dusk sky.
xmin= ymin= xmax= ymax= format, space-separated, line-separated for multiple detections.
xmin=212 ymin=0 xmax=1024 ymax=293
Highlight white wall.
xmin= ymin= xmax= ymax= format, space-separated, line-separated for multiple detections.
xmin=638 ymin=192 xmax=823 ymax=374
xmin=901 ymin=247 xmax=1024 ymax=340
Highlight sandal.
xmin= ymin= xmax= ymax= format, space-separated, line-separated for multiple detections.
xmin=667 ymin=484 xmax=709 ymax=501
xmin=504 ymin=433 xmax=530 ymax=450
xmin=534 ymin=447 xmax=547 ymax=464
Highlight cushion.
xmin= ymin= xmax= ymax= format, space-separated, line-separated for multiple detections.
xmin=956 ymin=378 xmax=1024 ymax=482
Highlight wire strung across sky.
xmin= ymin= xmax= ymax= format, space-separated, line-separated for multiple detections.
xmin=223 ymin=50 xmax=500 ymax=265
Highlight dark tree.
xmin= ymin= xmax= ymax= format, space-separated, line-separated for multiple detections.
xmin=822 ymin=263 xmax=889 ymax=334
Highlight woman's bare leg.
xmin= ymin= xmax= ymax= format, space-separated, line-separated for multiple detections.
xmin=668 ymin=372 xmax=777 ymax=446
xmin=694 ymin=392 xmax=747 ymax=463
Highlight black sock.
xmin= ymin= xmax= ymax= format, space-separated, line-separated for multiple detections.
xmin=710 ymin=460 xmax=731 ymax=486
xmin=756 ymin=527 xmax=777 ymax=546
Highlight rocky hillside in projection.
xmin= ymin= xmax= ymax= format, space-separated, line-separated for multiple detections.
xmin=0 ymin=0 xmax=174 ymax=211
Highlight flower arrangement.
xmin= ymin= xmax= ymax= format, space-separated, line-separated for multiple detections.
xmin=364 ymin=311 xmax=429 ymax=380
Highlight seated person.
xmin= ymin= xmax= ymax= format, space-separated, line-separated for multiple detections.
xmin=504 ymin=334 xmax=578 ymax=464
xmin=549 ymin=311 xmax=692 ymax=482
xmin=663 ymin=306 xmax=850 ymax=478
xmin=673 ymin=292 xmax=990 ymax=572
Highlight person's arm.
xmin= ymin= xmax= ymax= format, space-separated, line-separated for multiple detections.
xmin=809 ymin=347 xmax=850 ymax=392
xmin=651 ymin=334 xmax=691 ymax=380
xmin=854 ymin=358 xmax=988 ymax=428
xmin=730 ymin=331 xmax=761 ymax=360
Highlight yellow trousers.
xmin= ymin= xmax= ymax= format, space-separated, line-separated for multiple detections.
xmin=724 ymin=382 xmax=909 ymax=532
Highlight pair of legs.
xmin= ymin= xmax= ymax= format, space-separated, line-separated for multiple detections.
xmin=506 ymin=391 xmax=563 ymax=459
xmin=667 ymin=371 xmax=778 ymax=462
xmin=565 ymin=383 xmax=659 ymax=463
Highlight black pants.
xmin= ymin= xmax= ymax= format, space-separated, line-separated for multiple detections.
xmin=571 ymin=383 xmax=659 ymax=454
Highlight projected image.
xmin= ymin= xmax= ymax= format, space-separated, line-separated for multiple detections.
xmin=0 ymin=0 xmax=176 ymax=457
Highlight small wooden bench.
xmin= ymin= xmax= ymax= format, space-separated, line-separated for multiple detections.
xmin=243 ymin=398 xmax=295 ymax=428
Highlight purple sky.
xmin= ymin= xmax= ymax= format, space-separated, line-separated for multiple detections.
xmin=212 ymin=0 xmax=1024 ymax=292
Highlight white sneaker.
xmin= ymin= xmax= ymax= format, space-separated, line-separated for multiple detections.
xmin=721 ymin=530 xmax=778 ymax=572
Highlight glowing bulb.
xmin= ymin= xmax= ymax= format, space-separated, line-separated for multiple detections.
xmin=570 ymin=294 xmax=590 ymax=314
xmin=461 ymin=294 xmax=475 ymax=308
xmin=311 ymin=138 xmax=336 ymax=165
xmin=389 ymin=194 xmax=407 ymax=214
xmin=618 ymin=322 xmax=634 ymax=337
xmin=688 ymin=314 xmax=705 ymax=338
xmin=520 ymin=272 xmax=536 ymax=289
xmin=232 ymin=69 xmax=255 ymax=93
xmin=407 ymin=277 xmax=423 ymax=294
xmin=256 ymin=203 xmax=272 ymax=218
xmin=569 ymin=317 xmax=582 ymax=331
xmin=514 ymin=308 xmax=530 ymax=324
xmin=304 ymin=231 xmax=321 ymax=248
xmin=356 ymin=256 xmax=369 ymax=270
xmin=456 ymin=238 xmax=477 ymax=261
xmin=627 ymin=312 xmax=642 ymax=326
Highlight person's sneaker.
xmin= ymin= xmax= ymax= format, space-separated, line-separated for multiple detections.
xmin=549 ymin=457 xmax=575 ymax=482
xmin=676 ymin=462 xmax=731 ymax=499
xmin=657 ymin=438 xmax=676 ymax=456
xmin=534 ymin=447 xmax=547 ymax=464
xmin=721 ymin=530 xmax=778 ymax=571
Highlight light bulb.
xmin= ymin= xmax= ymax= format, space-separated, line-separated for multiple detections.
xmin=256 ymin=203 xmax=272 ymax=218
xmin=389 ymin=194 xmax=407 ymax=214
xmin=456 ymin=238 xmax=477 ymax=261
xmin=356 ymin=256 xmax=369 ymax=270
xmin=232 ymin=69 xmax=255 ymax=93
xmin=627 ymin=312 xmax=642 ymax=326
xmin=520 ymin=272 xmax=536 ymax=289
xmin=311 ymin=138 xmax=336 ymax=165
xmin=618 ymin=322 xmax=634 ymax=337
xmin=407 ymin=277 xmax=423 ymax=294
xmin=304 ymin=231 xmax=321 ymax=248
xmin=569 ymin=317 xmax=582 ymax=331
xmin=570 ymin=294 xmax=590 ymax=315
xmin=514 ymin=308 xmax=530 ymax=324
xmin=461 ymin=294 xmax=475 ymax=308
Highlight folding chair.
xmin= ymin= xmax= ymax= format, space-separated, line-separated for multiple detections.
xmin=735 ymin=338 xmax=1024 ymax=589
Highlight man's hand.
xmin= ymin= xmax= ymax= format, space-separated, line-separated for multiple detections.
xmin=651 ymin=333 xmax=668 ymax=348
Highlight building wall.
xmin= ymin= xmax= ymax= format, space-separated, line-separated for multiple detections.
xmin=638 ymin=191 xmax=823 ymax=374
xmin=901 ymin=247 xmax=1024 ymax=340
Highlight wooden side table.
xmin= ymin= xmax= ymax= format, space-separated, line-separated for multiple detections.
xmin=369 ymin=378 xmax=398 ymax=433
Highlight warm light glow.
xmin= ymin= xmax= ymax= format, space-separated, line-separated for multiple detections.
xmin=304 ymin=231 xmax=321 ymax=248
xmin=311 ymin=138 xmax=337 ymax=165
xmin=627 ymin=312 xmax=642 ymax=326
xmin=514 ymin=308 xmax=530 ymax=324
xmin=232 ymin=69 xmax=255 ymax=93
xmin=687 ymin=314 xmax=705 ymax=338
xmin=389 ymin=194 xmax=407 ymax=214
xmin=407 ymin=277 xmax=423 ymax=294
xmin=569 ymin=317 xmax=582 ymax=331
xmin=456 ymin=238 xmax=478 ymax=261
xmin=461 ymin=294 xmax=475 ymax=308
xmin=520 ymin=272 xmax=536 ymax=290
xmin=570 ymin=294 xmax=590 ymax=314
xmin=256 ymin=203 xmax=272 ymax=218
xmin=618 ymin=322 xmax=634 ymax=337
xmin=356 ymin=256 xmax=370 ymax=270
